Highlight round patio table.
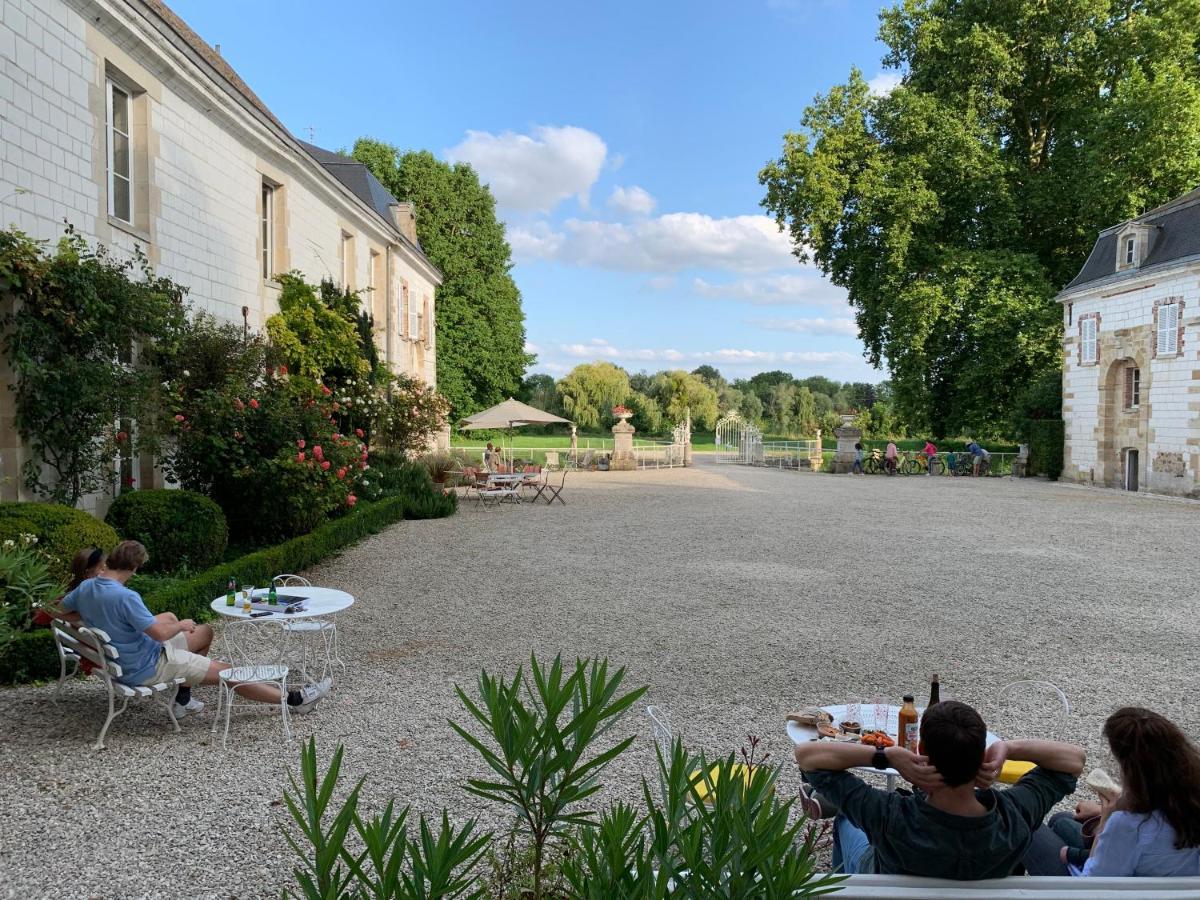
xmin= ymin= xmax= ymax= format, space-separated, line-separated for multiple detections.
xmin=787 ymin=703 xmax=1000 ymax=789
xmin=209 ymin=586 xmax=354 ymax=620
xmin=210 ymin=587 xmax=353 ymax=681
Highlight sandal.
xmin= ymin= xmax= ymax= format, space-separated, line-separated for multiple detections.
xmin=798 ymin=781 xmax=839 ymax=820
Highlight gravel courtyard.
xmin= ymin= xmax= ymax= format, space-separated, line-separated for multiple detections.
xmin=2 ymin=463 xmax=1198 ymax=898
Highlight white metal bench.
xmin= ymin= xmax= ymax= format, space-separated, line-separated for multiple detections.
xmin=51 ymin=618 xmax=184 ymax=750
xmin=833 ymin=873 xmax=1200 ymax=897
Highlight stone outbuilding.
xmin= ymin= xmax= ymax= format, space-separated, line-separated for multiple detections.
xmin=1058 ymin=188 xmax=1200 ymax=496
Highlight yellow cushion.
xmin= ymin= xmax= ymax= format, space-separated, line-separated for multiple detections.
xmin=690 ymin=763 xmax=766 ymax=803
xmin=998 ymin=759 xmax=1036 ymax=784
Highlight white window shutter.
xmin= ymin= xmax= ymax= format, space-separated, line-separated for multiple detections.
xmin=1168 ymin=303 xmax=1179 ymax=355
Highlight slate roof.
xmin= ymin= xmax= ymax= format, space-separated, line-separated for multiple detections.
xmin=297 ymin=141 xmax=404 ymax=229
xmin=1064 ymin=187 xmax=1200 ymax=293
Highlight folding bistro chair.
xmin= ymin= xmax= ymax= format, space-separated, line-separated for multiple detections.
xmin=993 ymin=680 xmax=1071 ymax=783
xmin=534 ymin=468 xmax=567 ymax=504
xmin=645 ymin=705 xmax=758 ymax=804
xmin=273 ymin=574 xmax=344 ymax=681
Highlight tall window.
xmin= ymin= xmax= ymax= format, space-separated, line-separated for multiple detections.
xmin=340 ymin=232 xmax=354 ymax=288
xmin=106 ymin=80 xmax=132 ymax=222
xmin=1157 ymin=301 xmax=1180 ymax=356
xmin=261 ymin=183 xmax=274 ymax=280
xmin=407 ymin=286 xmax=418 ymax=338
xmin=1124 ymin=236 xmax=1136 ymax=266
xmin=1124 ymin=366 xmax=1140 ymax=410
xmin=1080 ymin=316 xmax=1098 ymax=363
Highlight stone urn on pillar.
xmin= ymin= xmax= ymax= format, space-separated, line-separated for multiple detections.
xmin=833 ymin=424 xmax=861 ymax=474
xmin=610 ymin=405 xmax=636 ymax=471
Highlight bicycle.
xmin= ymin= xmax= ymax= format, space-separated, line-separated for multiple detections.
xmin=902 ymin=452 xmax=945 ymax=476
xmin=863 ymin=448 xmax=895 ymax=475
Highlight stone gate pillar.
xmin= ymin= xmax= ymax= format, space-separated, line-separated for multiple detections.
xmin=611 ymin=408 xmax=636 ymax=471
xmin=683 ymin=413 xmax=693 ymax=467
xmin=833 ymin=425 xmax=861 ymax=474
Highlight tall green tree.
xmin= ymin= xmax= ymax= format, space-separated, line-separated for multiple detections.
xmin=649 ymin=370 xmax=721 ymax=429
xmin=556 ymin=362 xmax=631 ymax=430
xmin=351 ymin=140 xmax=531 ymax=419
xmin=761 ymin=0 xmax=1200 ymax=438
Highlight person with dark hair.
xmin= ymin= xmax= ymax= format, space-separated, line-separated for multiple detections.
xmin=1025 ymin=707 xmax=1200 ymax=877
xmin=795 ymin=700 xmax=1085 ymax=879
xmin=62 ymin=540 xmax=330 ymax=720
xmin=851 ymin=442 xmax=864 ymax=475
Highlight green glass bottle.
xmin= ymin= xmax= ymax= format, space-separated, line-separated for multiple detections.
xmin=225 ymin=578 xmax=236 ymax=607
xmin=268 ymin=584 xmax=278 ymax=606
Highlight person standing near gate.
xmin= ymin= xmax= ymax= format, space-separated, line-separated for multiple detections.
xmin=923 ymin=439 xmax=938 ymax=476
xmin=851 ymin=441 xmax=865 ymax=475
xmin=885 ymin=441 xmax=898 ymax=475
xmin=967 ymin=440 xmax=990 ymax=476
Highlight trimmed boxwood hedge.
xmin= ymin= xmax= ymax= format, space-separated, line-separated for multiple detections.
xmin=0 ymin=494 xmax=412 ymax=683
xmin=104 ymin=489 xmax=228 ymax=574
xmin=0 ymin=502 xmax=119 ymax=582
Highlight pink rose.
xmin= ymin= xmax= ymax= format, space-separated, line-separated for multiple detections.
xmin=174 ymin=414 xmax=186 ymax=423
xmin=332 ymin=402 xmax=340 ymax=411
xmin=249 ymin=398 xmax=260 ymax=409
xmin=332 ymin=432 xmax=341 ymax=441
xmin=346 ymin=494 xmax=358 ymax=507
xmin=355 ymin=428 xmax=364 ymax=438
xmin=336 ymin=467 xmax=347 ymax=480
xmin=313 ymin=445 xmax=324 ymax=459
xmin=321 ymin=385 xmax=332 ymax=396
xmin=233 ymin=398 xmax=245 ymax=411
xmin=297 ymin=439 xmax=306 ymax=449
xmin=321 ymin=460 xmax=331 ymax=471
xmin=297 ymin=451 xmax=305 ymax=463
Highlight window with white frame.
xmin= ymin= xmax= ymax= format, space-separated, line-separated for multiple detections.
xmin=1080 ymin=316 xmax=1098 ymax=363
xmin=340 ymin=232 xmax=354 ymax=288
xmin=1157 ymin=300 xmax=1180 ymax=356
xmin=261 ymin=183 xmax=275 ymax=280
xmin=1124 ymin=235 xmax=1136 ymax=266
xmin=1124 ymin=366 xmax=1140 ymax=410
xmin=368 ymin=250 xmax=379 ymax=296
xmin=106 ymin=79 xmax=132 ymax=222
xmin=407 ymin=286 xmax=418 ymax=339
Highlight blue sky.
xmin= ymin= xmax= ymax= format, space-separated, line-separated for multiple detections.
xmin=172 ymin=0 xmax=896 ymax=384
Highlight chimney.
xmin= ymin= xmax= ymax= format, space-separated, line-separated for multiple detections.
xmin=390 ymin=201 xmax=418 ymax=245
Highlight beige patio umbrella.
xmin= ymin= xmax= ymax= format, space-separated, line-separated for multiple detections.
xmin=459 ymin=398 xmax=571 ymax=467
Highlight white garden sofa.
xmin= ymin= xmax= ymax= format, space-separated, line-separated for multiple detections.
xmin=833 ymin=873 xmax=1200 ymax=898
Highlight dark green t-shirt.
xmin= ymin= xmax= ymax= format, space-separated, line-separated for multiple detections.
xmin=807 ymin=767 xmax=1078 ymax=879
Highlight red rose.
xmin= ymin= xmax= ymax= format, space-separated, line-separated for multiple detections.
xmin=297 ymin=439 xmax=306 ymax=449
xmin=249 ymin=398 xmax=260 ymax=409
xmin=355 ymin=428 xmax=364 ymax=438
xmin=336 ymin=467 xmax=347 ymax=480
xmin=174 ymin=414 xmax=185 ymax=423
xmin=116 ymin=431 xmax=128 ymax=443
xmin=332 ymin=432 xmax=341 ymax=441
xmin=321 ymin=385 xmax=332 ymax=396
xmin=279 ymin=364 xmax=288 ymax=375
xmin=321 ymin=460 xmax=331 ymax=471
xmin=297 ymin=451 xmax=305 ymax=463
xmin=346 ymin=494 xmax=358 ymax=507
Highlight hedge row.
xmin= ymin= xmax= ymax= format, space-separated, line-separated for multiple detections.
xmin=0 ymin=494 xmax=412 ymax=683
xmin=1026 ymin=419 xmax=1065 ymax=480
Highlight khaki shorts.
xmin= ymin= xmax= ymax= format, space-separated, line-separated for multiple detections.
xmin=144 ymin=632 xmax=211 ymax=687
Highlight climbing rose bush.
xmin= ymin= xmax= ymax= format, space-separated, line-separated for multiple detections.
xmin=376 ymin=373 xmax=451 ymax=454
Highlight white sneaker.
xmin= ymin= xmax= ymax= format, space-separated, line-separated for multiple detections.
xmin=291 ymin=677 xmax=333 ymax=715
xmin=173 ymin=698 xmax=205 ymax=720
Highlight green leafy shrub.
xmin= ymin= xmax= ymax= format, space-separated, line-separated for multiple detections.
xmin=1026 ymin=419 xmax=1065 ymax=479
xmin=0 ymin=502 xmax=118 ymax=582
xmin=404 ymin=489 xmax=457 ymax=520
xmin=104 ymin=489 xmax=228 ymax=574
xmin=0 ymin=535 xmax=65 ymax=653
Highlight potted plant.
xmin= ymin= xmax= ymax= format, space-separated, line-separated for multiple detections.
xmin=420 ymin=451 xmax=457 ymax=487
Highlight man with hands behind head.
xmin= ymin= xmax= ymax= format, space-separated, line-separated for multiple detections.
xmin=794 ymin=700 xmax=1085 ymax=879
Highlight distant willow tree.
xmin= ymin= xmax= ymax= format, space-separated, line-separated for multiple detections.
xmin=761 ymin=0 xmax=1200 ymax=438
xmin=352 ymin=140 xmax=531 ymax=419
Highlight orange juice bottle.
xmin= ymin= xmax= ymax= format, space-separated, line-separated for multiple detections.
xmin=897 ymin=695 xmax=919 ymax=751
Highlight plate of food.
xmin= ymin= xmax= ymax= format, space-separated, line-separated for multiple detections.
xmin=786 ymin=706 xmax=864 ymax=744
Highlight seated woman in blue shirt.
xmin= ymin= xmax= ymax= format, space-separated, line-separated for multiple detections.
xmin=1025 ymin=707 xmax=1200 ymax=877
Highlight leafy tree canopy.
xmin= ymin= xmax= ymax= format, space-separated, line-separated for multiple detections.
xmin=351 ymin=140 xmax=531 ymax=419
xmin=761 ymin=0 xmax=1200 ymax=438
xmin=556 ymin=362 xmax=631 ymax=430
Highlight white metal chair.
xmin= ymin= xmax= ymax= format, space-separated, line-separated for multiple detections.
xmin=51 ymin=620 xmax=83 ymax=700
xmin=543 ymin=451 xmax=560 ymax=471
xmin=993 ymin=680 xmax=1071 ymax=784
xmin=644 ymin=705 xmax=757 ymax=804
xmin=212 ymin=617 xmax=291 ymax=749
xmin=533 ymin=468 xmax=567 ymax=504
xmin=51 ymin=618 xmax=183 ymax=750
xmin=273 ymin=574 xmax=344 ymax=681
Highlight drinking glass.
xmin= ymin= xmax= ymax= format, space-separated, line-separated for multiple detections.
xmin=873 ymin=699 xmax=889 ymax=734
xmin=846 ymin=701 xmax=862 ymax=728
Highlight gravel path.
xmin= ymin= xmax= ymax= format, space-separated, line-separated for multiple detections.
xmin=2 ymin=463 xmax=1198 ymax=898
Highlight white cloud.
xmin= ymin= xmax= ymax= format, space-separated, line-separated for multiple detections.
xmin=868 ymin=71 xmax=902 ymax=97
xmin=445 ymin=125 xmax=607 ymax=213
xmin=608 ymin=185 xmax=656 ymax=217
xmin=524 ymin=340 xmax=541 ymax=355
xmin=556 ymin=339 xmax=859 ymax=368
xmin=753 ymin=316 xmax=859 ymax=337
xmin=512 ymin=213 xmax=794 ymax=273
xmin=692 ymin=274 xmax=850 ymax=307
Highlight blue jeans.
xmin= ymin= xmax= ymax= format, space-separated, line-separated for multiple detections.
xmin=831 ymin=816 xmax=872 ymax=874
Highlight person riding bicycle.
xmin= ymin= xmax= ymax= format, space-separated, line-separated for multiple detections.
xmin=885 ymin=441 xmax=898 ymax=475
xmin=923 ymin=440 xmax=938 ymax=476
xmin=966 ymin=440 xmax=991 ymax=476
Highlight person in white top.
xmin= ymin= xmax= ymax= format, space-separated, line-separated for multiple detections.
xmin=1025 ymin=707 xmax=1200 ymax=877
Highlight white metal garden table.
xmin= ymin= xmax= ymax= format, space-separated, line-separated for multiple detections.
xmin=210 ymin=586 xmax=353 ymax=680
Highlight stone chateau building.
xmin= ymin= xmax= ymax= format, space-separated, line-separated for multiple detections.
xmin=0 ymin=0 xmax=442 ymax=502
xmin=1059 ymin=188 xmax=1200 ymax=496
